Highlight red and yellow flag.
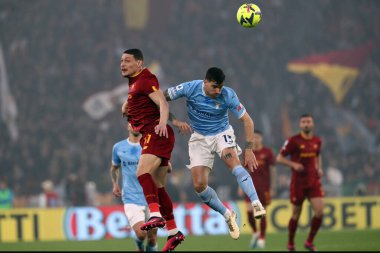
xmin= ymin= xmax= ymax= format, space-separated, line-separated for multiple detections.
xmin=287 ymin=42 xmax=374 ymax=104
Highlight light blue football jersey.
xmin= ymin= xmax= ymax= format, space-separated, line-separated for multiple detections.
xmin=111 ymin=139 xmax=146 ymax=206
xmin=168 ymin=80 xmax=247 ymax=136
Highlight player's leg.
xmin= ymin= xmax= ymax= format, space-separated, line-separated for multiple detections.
xmin=124 ymin=204 xmax=149 ymax=251
xmin=257 ymin=191 xmax=271 ymax=248
xmin=217 ymin=128 xmax=265 ymax=219
xmin=152 ymin=163 xmax=185 ymax=252
xmin=245 ymin=199 xmax=259 ymax=248
xmin=146 ymin=228 xmax=158 ymax=252
xmin=191 ymin=165 xmax=239 ymax=239
xmin=304 ymin=190 xmax=324 ymax=251
xmin=137 ymin=154 xmax=166 ymax=230
xmin=287 ymin=184 xmax=305 ymax=251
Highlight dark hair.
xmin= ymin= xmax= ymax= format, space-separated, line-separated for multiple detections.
xmin=205 ymin=67 xmax=225 ymax=85
xmin=254 ymin=130 xmax=262 ymax=135
xmin=300 ymin=113 xmax=313 ymax=119
xmin=123 ymin=48 xmax=144 ymax=61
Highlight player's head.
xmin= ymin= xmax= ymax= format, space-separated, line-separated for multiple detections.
xmin=127 ymin=123 xmax=141 ymax=138
xmin=253 ymin=130 xmax=263 ymax=149
xmin=299 ymin=114 xmax=314 ymax=134
xmin=120 ymin=49 xmax=144 ymax=77
xmin=204 ymin=67 xmax=225 ymax=98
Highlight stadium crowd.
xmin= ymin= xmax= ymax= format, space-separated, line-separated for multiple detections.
xmin=0 ymin=0 xmax=379 ymax=207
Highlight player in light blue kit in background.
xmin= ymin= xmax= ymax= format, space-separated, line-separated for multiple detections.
xmin=163 ymin=67 xmax=266 ymax=240
xmin=110 ymin=123 xmax=159 ymax=251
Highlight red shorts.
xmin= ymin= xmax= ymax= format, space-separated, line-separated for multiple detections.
xmin=139 ymin=124 xmax=175 ymax=166
xmin=290 ymin=180 xmax=324 ymax=205
xmin=245 ymin=189 xmax=271 ymax=207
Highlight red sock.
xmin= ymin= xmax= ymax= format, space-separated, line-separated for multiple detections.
xmin=260 ymin=216 xmax=266 ymax=239
xmin=158 ymin=187 xmax=176 ymax=230
xmin=307 ymin=216 xmax=322 ymax=243
xmin=137 ymin=173 xmax=159 ymax=213
xmin=247 ymin=210 xmax=257 ymax=233
xmin=288 ymin=218 xmax=298 ymax=245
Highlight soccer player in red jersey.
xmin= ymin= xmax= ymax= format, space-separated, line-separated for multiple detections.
xmin=276 ymin=114 xmax=324 ymax=252
xmin=120 ymin=48 xmax=187 ymax=251
xmin=238 ymin=130 xmax=276 ymax=249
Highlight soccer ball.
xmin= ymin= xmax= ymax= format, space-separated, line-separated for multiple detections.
xmin=236 ymin=3 xmax=262 ymax=28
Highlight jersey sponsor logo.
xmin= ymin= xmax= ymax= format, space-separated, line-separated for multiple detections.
xmin=299 ymin=152 xmax=317 ymax=158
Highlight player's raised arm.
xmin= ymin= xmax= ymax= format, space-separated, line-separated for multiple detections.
xmin=239 ymin=112 xmax=259 ymax=172
xmin=148 ymin=89 xmax=169 ymax=138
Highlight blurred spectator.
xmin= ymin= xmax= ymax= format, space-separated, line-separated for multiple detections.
xmin=0 ymin=179 xmax=14 ymax=209
xmin=38 ymin=180 xmax=60 ymax=207
xmin=325 ymin=165 xmax=344 ymax=197
xmin=65 ymin=173 xmax=87 ymax=206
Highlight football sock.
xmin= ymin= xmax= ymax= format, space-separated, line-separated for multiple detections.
xmin=197 ymin=186 xmax=227 ymax=216
xmin=232 ymin=166 xmax=259 ymax=202
xmin=307 ymin=216 xmax=322 ymax=243
xmin=135 ymin=238 xmax=144 ymax=251
xmin=158 ymin=187 xmax=178 ymax=235
xmin=137 ymin=173 xmax=160 ymax=216
xmin=247 ymin=210 xmax=257 ymax=232
xmin=288 ymin=218 xmax=298 ymax=245
xmin=146 ymin=243 xmax=158 ymax=252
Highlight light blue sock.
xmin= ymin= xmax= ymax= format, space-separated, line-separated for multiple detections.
xmin=232 ymin=165 xmax=259 ymax=202
xmin=135 ymin=238 xmax=144 ymax=251
xmin=197 ymin=186 xmax=227 ymax=216
xmin=146 ymin=243 xmax=158 ymax=252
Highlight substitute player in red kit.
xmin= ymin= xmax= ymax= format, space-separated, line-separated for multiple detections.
xmin=276 ymin=114 xmax=324 ymax=252
xmin=120 ymin=48 xmax=187 ymax=251
xmin=238 ymin=130 xmax=276 ymax=249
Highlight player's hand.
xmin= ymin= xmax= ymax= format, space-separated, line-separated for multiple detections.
xmin=112 ymin=185 xmax=121 ymax=198
xmin=155 ymin=122 xmax=168 ymax=138
xmin=293 ymin=163 xmax=304 ymax=172
xmin=317 ymin=168 xmax=323 ymax=178
xmin=243 ymin=149 xmax=258 ymax=172
xmin=172 ymin=119 xmax=192 ymax=135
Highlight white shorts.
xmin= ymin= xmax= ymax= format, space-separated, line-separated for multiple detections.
xmin=187 ymin=126 xmax=242 ymax=169
xmin=123 ymin=203 xmax=149 ymax=227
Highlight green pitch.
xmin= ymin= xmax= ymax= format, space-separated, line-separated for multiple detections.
xmin=1 ymin=229 xmax=379 ymax=251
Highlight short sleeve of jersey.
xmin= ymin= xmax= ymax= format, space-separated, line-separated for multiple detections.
xmin=138 ymin=75 xmax=160 ymax=95
xmin=167 ymin=81 xmax=193 ymax=100
xmin=280 ymin=137 xmax=296 ymax=156
xmin=227 ymin=89 xmax=246 ymax=119
xmin=111 ymin=144 xmax=121 ymax=166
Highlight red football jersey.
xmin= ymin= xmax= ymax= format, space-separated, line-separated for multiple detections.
xmin=127 ymin=68 xmax=160 ymax=133
xmin=250 ymin=147 xmax=275 ymax=192
xmin=280 ymin=133 xmax=322 ymax=187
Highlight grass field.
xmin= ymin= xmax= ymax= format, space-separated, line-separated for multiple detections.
xmin=1 ymin=229 xmax=379 ymax=251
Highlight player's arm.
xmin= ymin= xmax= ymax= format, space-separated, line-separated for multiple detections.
xmin=270 ymin=165 xmax=277 ymax=197
xmin=121 ymin=100 xmax=128 ymax=118
xmin=317 ymin=155 xmax=323 ymax=178
xmin=276 ymin=153 xmax=304 ymax=172
xmin=239 ymin=112 xmax=259 ymax=172
xmin=110 ymin=164 xmax=121 ymax=197
xmin=149 ymin=89 xmax=170 ymax=138
xmin=163 ymin=89 xmax=192 ymax=135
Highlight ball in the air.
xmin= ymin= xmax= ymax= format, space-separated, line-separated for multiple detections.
xmin=236 ymin=3 xmax=262 ymax=28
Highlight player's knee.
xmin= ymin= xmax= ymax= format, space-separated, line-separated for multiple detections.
xmin=135 ymin=230 xmax=146 ymax=241
xmin=193 ymin=182 xmax=207 ymax=193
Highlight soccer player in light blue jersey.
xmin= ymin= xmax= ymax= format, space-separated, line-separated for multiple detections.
xmin=163 ymin=67 xmax=266 ymax=240
xmin=110 ymin=123 xmax=158 ymax=251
